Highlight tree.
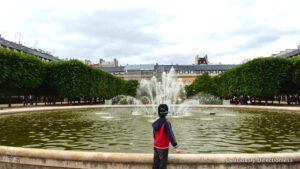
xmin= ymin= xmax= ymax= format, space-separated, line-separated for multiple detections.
xmin=122 ymin=80 xmax=139 ymax=96
xmin=186 ymin=73 xmax=217 ymax=96
xmin=0 ymin=48 xmax=44 ymax=106
xmin=218 ymin=57 xmax=291 ymax=99
xmin=283 ymin=55 xmax=300 ymax=95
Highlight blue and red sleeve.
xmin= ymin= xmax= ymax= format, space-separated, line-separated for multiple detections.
xmin=164 ymin=121 xmax=178 ymax=148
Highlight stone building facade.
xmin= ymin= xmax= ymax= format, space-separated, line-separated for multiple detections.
xmin=96 ymin=55 xmax=237 ymax=85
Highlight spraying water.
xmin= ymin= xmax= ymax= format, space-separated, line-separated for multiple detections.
xmin=136 ymin=67 xmax=191 ymax=116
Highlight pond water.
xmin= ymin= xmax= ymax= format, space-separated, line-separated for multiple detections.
xmin=0 ymin=108 xmax=299 ymax=153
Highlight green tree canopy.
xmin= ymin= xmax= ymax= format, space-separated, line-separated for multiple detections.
xmin=186 ymin=72 xmax=218 ymax=96
xmin=122 ymin=80 xmax=139 ymax=96
xmin=218 ymin=57 xmax=291 ymax=98
xmin=0 ymin=48 xmax=44 ymax=96
xmin=0 ymin=47 xmax=138 ymax=105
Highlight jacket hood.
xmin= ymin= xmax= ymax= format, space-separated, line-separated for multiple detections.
xmin=152 ymin=118 xmax=166 ymax=131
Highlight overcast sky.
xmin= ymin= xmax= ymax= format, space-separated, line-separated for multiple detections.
xmin=1 ymin=0 xmax=300 ymax=65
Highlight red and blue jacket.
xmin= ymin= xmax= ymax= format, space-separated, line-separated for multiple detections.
xmin=152 ymin=118 xmax=178 ymax=149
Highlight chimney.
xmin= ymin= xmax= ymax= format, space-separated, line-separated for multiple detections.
xmin=195 ymin=55 xmax=199 ymax=65
xmin=99 ymin=58 xmax=104 ymax=64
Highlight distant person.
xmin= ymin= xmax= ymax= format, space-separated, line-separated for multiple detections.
xmin=247 ymin=96 xmax=251 ymax=104
xmin=29 ymin=95 xmax=33 ymax=106
xmin=233 ymin=96 xmax=239 ymax=105
xmin=291 ymin=95 xmax=296 ymax=104
xmin=24 ymin=96 xmax=29 ymax=106
xmin=152 ymin=104 xmax=181 ymax=169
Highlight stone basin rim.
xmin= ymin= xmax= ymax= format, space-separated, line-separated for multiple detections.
xmin=0 ymin=146 xmax=299 ymax=164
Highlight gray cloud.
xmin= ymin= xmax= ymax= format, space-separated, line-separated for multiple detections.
xmin=212 ymin=22 xmax=300 ymax=60
xmin=2 ymin=0 xmax=300 ymax=65
xmin=59 ymin=9 xmax=163 ymax=60
xmin=20 ymin=8 xmax=164 ymax=62
xmin=236 ymin=32 xmax=280 ymax=50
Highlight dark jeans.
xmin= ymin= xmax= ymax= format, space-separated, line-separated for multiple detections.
xmin=152 ymin=148 xmax=169 ymax=169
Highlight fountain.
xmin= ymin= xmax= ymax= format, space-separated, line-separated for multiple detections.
xmin=136 ymin=67 xmax=190 ymax=116
xmin=112 ymin=67 xmax=222 ymax=118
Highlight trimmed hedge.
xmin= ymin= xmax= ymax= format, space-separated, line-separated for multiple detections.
xmin=187 ymin=56 xmax=300 ymax=99
xmin=0 ymin=48 xmax=138 ymax=106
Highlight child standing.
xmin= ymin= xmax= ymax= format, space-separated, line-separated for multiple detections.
xmin=152 ymin=104 xmax=181 ymax=169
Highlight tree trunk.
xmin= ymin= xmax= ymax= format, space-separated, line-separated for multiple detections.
xmin=23 ymin=96 xmax=26 ymax=107
xmin=8 ymin=95 xmax=12 ymax=107
xmin=271 ymin=98 xmax=273 ymax=105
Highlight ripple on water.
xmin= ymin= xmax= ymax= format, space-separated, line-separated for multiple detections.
xmin=132 ymin=111 xmax=142 ymax=115
xmin=101 ymin=116 xmax=113 ymax=119
xmin=23 ymin=143 xmax=42 ymax=147
xmin=147 ymin=119 xmax=156 ymax=123
xmin=170 ymin=116 xmax=183 ymax=118
xmin=144 ymin=114 xmax=156 ymax=118
xmin=253 ymin=139 xmax=267 ymax=143
xmin=44 ymin=146 xmax=67 ymax=150
xmin=219 ymin=113 xmax=237 ymax=117
xmin=200 ymin=118 xmax=213 ymax=121
xmin=281 ymin=149 xmax=296 ymax=153
xmin=44 ymin=141 xmax=71 ymax=146
xmin=95 ymin=112 xmax=109 ymax=115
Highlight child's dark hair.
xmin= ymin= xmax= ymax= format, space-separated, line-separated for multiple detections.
xmin=158 ymin=104 xmax=169 ymax=118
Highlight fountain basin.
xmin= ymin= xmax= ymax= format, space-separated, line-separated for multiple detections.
xmin=0 ymin=105 xmax=300 ymax=168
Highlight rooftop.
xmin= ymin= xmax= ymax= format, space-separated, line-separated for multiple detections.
xmin=99 ymin=64 xmax=238 ymax=73
xmin=0 ymin=36 xmax=61 ymax=61
xmin=100 ymin=66 xmax=125 ymax=72
xmin=156 ymin=64 xmax=237 ymax=71
xmin=125 ymin=64 xmax=155 ymax=71
xmin=279 ymin=48 xmax=300 ymax=58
